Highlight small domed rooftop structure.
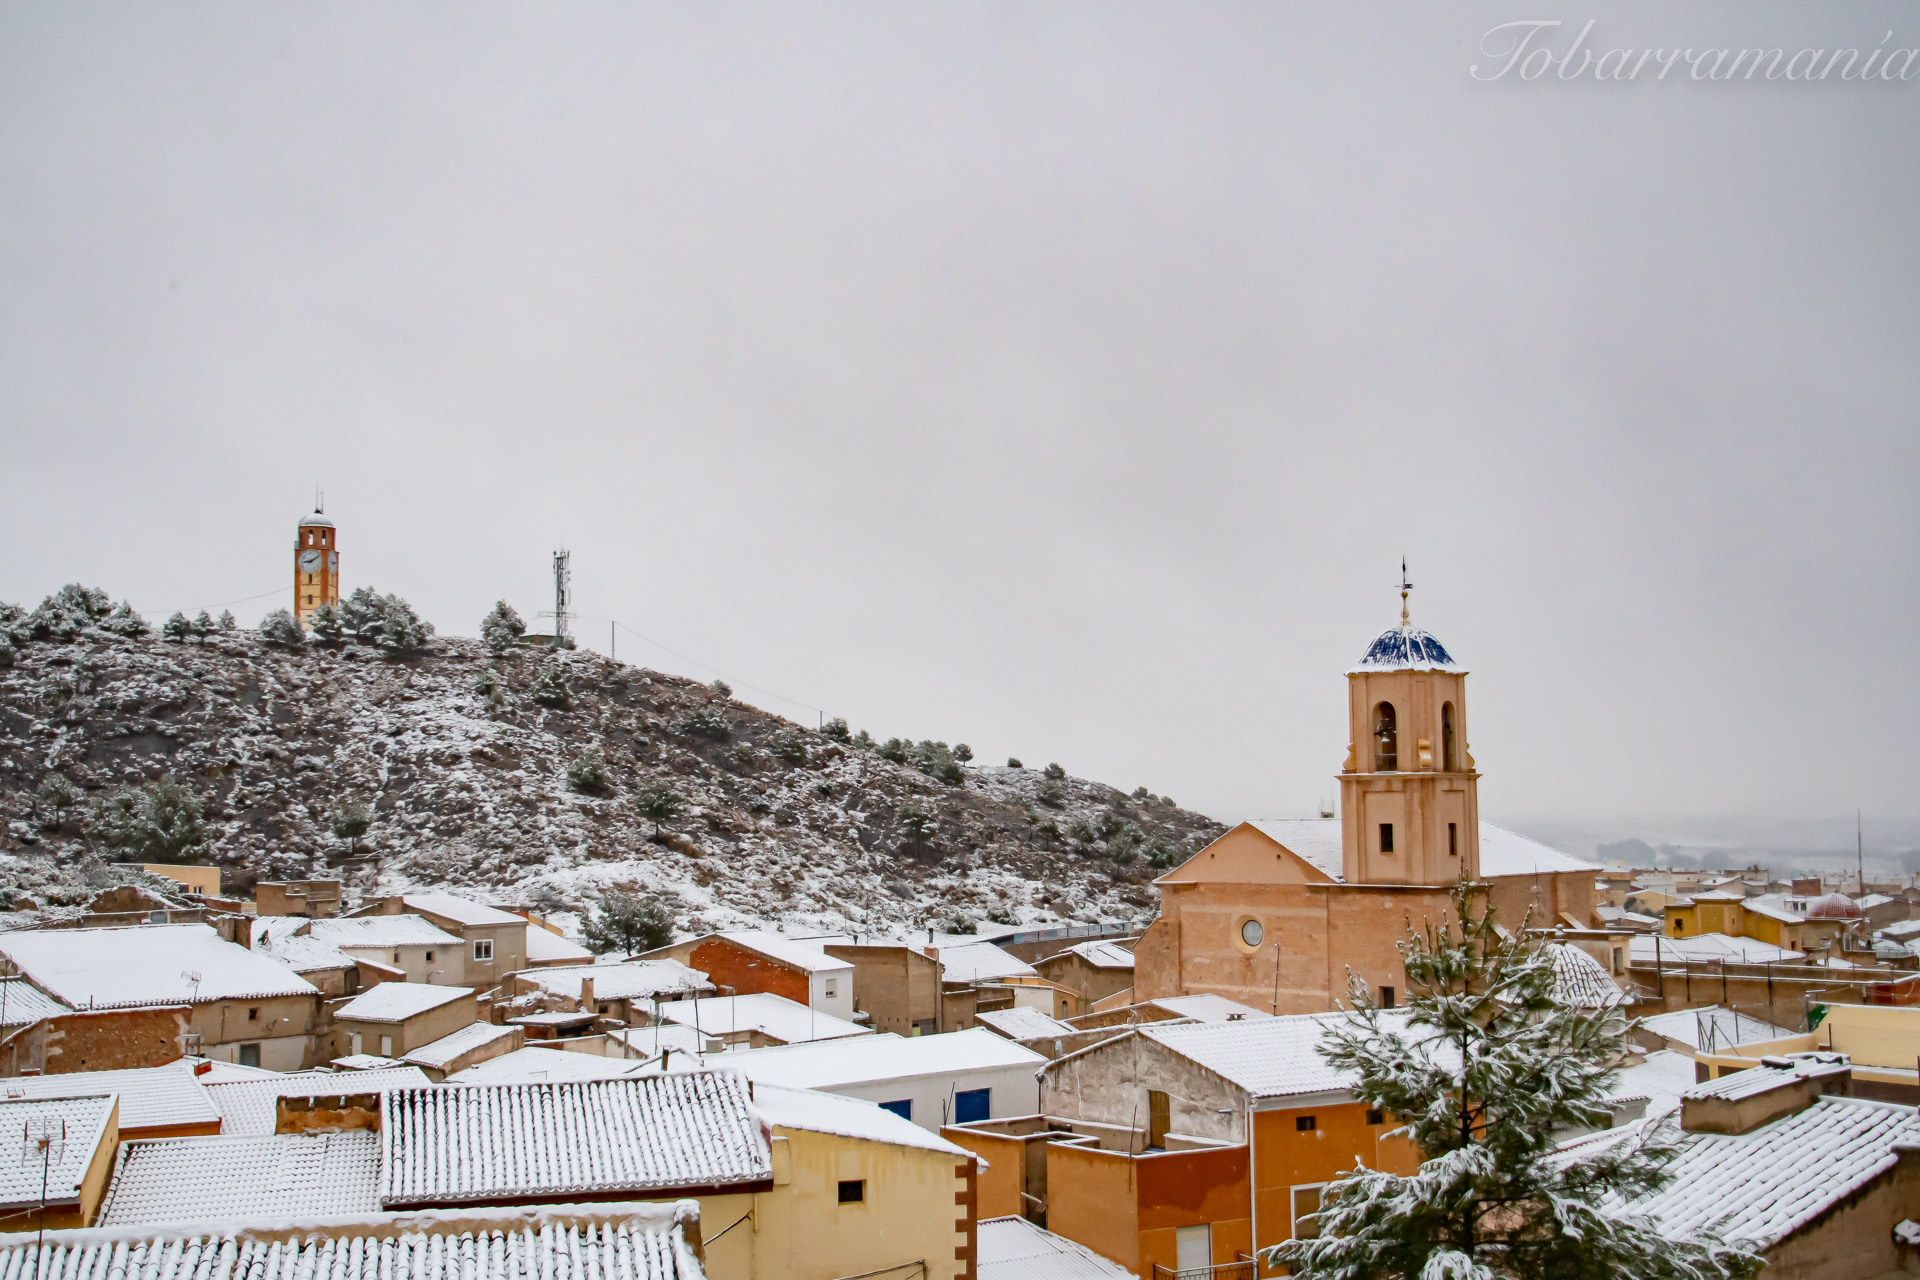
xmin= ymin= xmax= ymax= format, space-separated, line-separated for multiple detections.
xmin=1806 ymin=893 xmax=1862 ymax=920
xmin=1543 ymin=941 xmax=1628 ymax=1010
xmin=299 ymin=510 xmax=334 ymax=529
xmin=1349 ymin=625 xmax=1464 ymax=674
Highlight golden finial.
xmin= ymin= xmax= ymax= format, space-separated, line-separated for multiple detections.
xmin=1399 ymin=557 xmax=1412 ymax=627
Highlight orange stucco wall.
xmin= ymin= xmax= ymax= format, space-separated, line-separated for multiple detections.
xmin=685 ymin=938 xmax=810 ymax=1004
xmin=954 ymin=1129 xmax=1029 ymax=1220
xmin=1251 ymin=1103 xmax=1417 ymax=1270
xmin=1137 ymin=1143 xmax=1252 ymax=1278
xmin=1047 ymin=1142 xmax=1141 ymax=1270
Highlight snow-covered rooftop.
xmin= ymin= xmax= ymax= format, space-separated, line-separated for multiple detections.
xmin=1145 ymin=994 xmax=1274 ymax=1023
xmin=0 ymin=1204 xmax=708 ymax=1280
xmin=381 ymin=1075 xmax=772 ymax=1206
xmin=1629 ymin=933 xmax=1804 ymax=965
xmin=0 ymin=1095 xmax=115 ymax=1209
xmin=99 ymin=1131 xmax=380 ymax=1226
xmin=1053 ymin=941 xmax=1134 ymax=970
xmin=976 ymin=1007 xmax=1074 ymax=1040
xmin=1 ymin=1060 xmax=219 ymax=1131
xmin=1637 ymin=1005 xmax=1794 ymax=1054
xmin=255 ymin=933 xmax=358 ymax=974
xmin=333 ymin=1054 xmax=403 ymax=1070
xmin=723 ymin=1028 xmax=1044 ymax=1091
xmin=611 ymin=1024 xmax=715 ymax=1060
xmin=1348 ymin=624 xmax=1463 ymax=674
xmin=445 ymin=1047 xmax=651 ymax=1085
xmin=1606 ymin=1095 xmax=1920 ymax=1248
xmin=750 ymin=1082 xmax=974 ymax=1157
xmin=1236 ymin=819 xmax=1595 ymax=885
xmin=1542 ymin=943 xmax=1627 ymax=1010
xmin=309 ymin=915 xmax=464 ymax=949
xmin=1681 ymin=1054 xmax=1851 ymax=1102
xmin=0 ymin=976 xmax=72 ymax=1027
xmin=711 ymin=931 xmax=853 ymax=974
xmin=655 ymin=993 xmax=869 ymax=1045
xmin=1605 ymin=1049 xmax=1703 ymax=1119
xmin=400 ymin=894 xmax=527 ymax=928
xmin=403 ymin=1021 xmax=520 ymax=1071
xmin=337 ymin=982 xmax=474 ymax=1023
xmin=0 ymin=924 xmax=318 ymax=1009
xmin=1130 ymin=1012 xmax=1439 ymax=1103
xmin=977 ymin=1215 xmax=1135 ymax=1280
xmin=518 ymin=961 xmax=712 ymax=1004
xmin=525 ymin=927 xmax=594 ymax=965
xmin=202 ymin=1066 xmax=432 ymax=1136
xmin=937 ymin=941 xmax=1038 ymax=985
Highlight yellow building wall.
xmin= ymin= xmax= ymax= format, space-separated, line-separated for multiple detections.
xmin=1817 ymin=1004 xmax=1920 ymax=1070
xmin=697 ymin=1128 xmax=973 ymax=1280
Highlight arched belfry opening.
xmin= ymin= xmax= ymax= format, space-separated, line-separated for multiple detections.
xmin=1442 ymin=702 xmax=1457 ymax=773
xmin=1372 ymin=702 xmax=1398 ymax=772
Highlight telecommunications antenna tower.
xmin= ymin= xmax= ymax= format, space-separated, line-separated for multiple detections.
xmin=545 ymin=549 xmax=573 ymax=647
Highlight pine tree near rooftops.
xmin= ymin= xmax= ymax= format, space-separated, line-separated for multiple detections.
xmin=1265 ymin=881 xmax=1760 ymax=1280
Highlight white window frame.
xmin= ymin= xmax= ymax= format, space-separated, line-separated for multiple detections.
xmin=472 ymin=938 xmax=494 ymax=962
xmin=1290 ymin=1182 xmax=1328 ymax=1240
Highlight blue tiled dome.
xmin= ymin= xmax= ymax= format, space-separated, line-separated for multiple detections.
xmin=1349 ymin=625 xmax=1463 ymax=674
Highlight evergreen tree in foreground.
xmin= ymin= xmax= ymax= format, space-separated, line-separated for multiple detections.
xmin=1266 ymin=881 xmax=1760 ymax=1280
xmin=582 ymin=890 xmax=675 ymax=955
xmin=480 ymin=600 xmax=525 ymax=654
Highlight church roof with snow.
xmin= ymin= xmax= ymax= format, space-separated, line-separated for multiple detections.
xmin=1239 ymin=819 xmax=1595 ymax=884
xmin=1348 ymin=625 xmax=1464 ymax=674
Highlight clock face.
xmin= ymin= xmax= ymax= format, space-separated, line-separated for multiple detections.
xmin=328 ymin=551 xmax=338 ymax=574
xmin=298 ymin=550 xmax=322 ymax=571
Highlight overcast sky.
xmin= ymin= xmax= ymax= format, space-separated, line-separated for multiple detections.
xmin=3 ymin=3 xmax=1916 ymax=836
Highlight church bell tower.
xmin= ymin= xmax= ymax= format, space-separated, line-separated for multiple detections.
xmin=1338 ymin=564 xmax=1480 ymax=885
xmin=294 ymin=501 xmax=339 ymax=628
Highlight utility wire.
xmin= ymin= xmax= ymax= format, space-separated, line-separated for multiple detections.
xmin=573 ymin=614 xmax=829 ymax=719
xmin=150 ymin=584 xmax=289 ymax=618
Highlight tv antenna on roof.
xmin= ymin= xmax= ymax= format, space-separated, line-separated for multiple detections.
xmin=1399 ymin=557 xmax=1413 ymax=626
xmin=314 ymin=486 xmax=325 ymax=514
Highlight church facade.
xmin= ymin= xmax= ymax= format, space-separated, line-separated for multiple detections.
xmin=1133 ymin=614 xmax=1599 ymax=1015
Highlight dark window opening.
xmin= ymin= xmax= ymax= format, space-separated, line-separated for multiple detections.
xmin=1379 ymin=823 xmax=1394 ymax=854
xmin=1381 ymin=986 xmax=1396 ymax=1009
xmin=955 ymin=1087 xmax=991 ymax=1125
xmin=1365 ymin=1109 xmax=1385 ymax=1125
xmin=837 ymin=1180 xmax=865 ymax=1204
xmin=425 ymin=951 xmax=434 ymax=962
xmin=238 ymin=1043 xmax=261 ymax=1068
xmin=1448 ymin=823 xmax=1458 ymax=857
xmin=1295 ymin=1115 xmax=1317 ymax=1132
xmin=880 ymin=1099 xmax=912 ymax=1121
xmin=1442 ymin=702 xmax=1457 ymax=772
xmin=247 ymin=1007 xmax=259 ymax=1021
xmin=1372 ymin=703 xmax=1398 ymax=771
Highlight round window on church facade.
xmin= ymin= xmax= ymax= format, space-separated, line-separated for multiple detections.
xmin=1240 ymin=918 xmax=1264 ymax=948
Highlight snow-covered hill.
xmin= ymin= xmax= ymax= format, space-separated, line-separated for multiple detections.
xmin=0 ymin=611 xmax=1224 ymax=938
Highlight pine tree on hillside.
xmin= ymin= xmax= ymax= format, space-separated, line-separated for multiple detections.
xmin=258 ymin=609 xmax=306 ymax=647
xmin=1266 ymin=882 xmax=1760 ymax=1280
xmin=192 ymin=610 xmax=215 ymax=640
xmin=217 ymin=609 xmax=237 ymax=632
xmin=162 ymin=611 xmax=194 ymax=643
xmin=308 ymin=602 xmax=345 ymax=645
xmin=371 ymin=594 xmax=432 ymax=657
xmin=582 ymin=890 xmax=675 ymax=955
xmin=100 ymin=601 xmax=148 ymax=637
xmin=342 ymin=586 xmax=384 ymax=639
xmin=480 ymin=600 xmax=525 ymax=654
xmin=90 ymin=775 xmax=208 ymax=864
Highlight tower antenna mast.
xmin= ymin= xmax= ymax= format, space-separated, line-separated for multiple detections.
xmin=1399 ymin=557 xmax=1413 ymax=626
xmin=550 ymin=549 xmax=572 ymax=648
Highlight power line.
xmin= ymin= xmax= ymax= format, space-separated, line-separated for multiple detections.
xmin=150 ymin=584 xmax=288 ymax=618
xmin=573 ymin=614 xmax=828 ymax=719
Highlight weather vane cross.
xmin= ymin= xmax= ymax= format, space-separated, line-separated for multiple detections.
xmin=1399 ymin=557 xmax=1412 ymax=626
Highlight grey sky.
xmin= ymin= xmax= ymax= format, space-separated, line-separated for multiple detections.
xmin=3 ymin=3 xmax=1916 ymax=832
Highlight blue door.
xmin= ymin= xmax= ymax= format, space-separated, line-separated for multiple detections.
xmin=880 ymin=1099 xmax=913 ymax=1121
xmin=954 ymin=1088 xmax=990 ymax=1124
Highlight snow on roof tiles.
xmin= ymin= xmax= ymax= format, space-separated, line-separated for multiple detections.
xmin=656 ymin=993 xmax=869 ymax=1045
xmin=976 ymin=1007 xmax=1074 ymax=1040
xmin=1056 ymin=941 xmax=1134 ymax=970
xmin=1637 ymin=1005 xmax=1793 ymax=1053
xmin=337 ymin=983 xmax=474 ymax=1023
xmin=255 ymin=934 xmax=357 ymax=974
xmin=937 ymin=942 xmax=1038 ymax=984
xmin=202 ymin=1067 xmax=432 ymax=1136
xmin=446 ymin=1047 xmax=651 ymax=1085
xmin=1604 ymin=1050 xmax=1702 ymax=1119
xmin=1135 ymin=1013 xmax=1363 ymax=1100
xmin=713 ymin=931 xmax=853 ymax=973
xmin=0 ymin=977 xmax=72 ymax=1028
xmin=0 ymin=1096 xmax=115 ymax=1208
xmin=0 ymin=925 xmax=318 ymax=1009
xmin=1242 ymin=819 xmax=1346 ymax=882
xmin=520 ymin=961 xmax=712 ymax=1003
xmin=611 ymin=1025 xmax=714 ymax=1059
xmin=750 ymin=1082 xmax=974 ymax=1158
xmin=1239 ymin=819 xmax=1594 ymax=885
xmin=2 ymin=1061 xmax=219 ymax=1131
xmin=1681 ymin=1055 xmax=1850 ymax=1102
xmin=310 ymin=916 xmax=463 ymax=949
xmin=1610 ymin=1095 xmax=1920 ymax=1247
xmin=99 ymin=1131 xmax=380 ymax=1226
xmin=723 ymin=1029 xmax=1045 ymax=1091
xmin=1145 ymin=995 xmax=1274 ymax=1024
xmin=1348 ymin=625 xmax=1463 ymax=674
xmin=0 ymin=1204 xmax=707 ymax=1280
xmin=403 ymin=1022 xmax=520 ymax=1071
xmin=977 ymin=1215 xmax=1135 ymax=1280
xmin=1543 ymin=944 xmax=1627 ymax=1010
xmin=381 ymin=1074 xmax=772 ymax=1206
xmin=401 ymin=895 xmax=526 ymax=928
xmin=524 ymin=928 xmax=593 ymax=965
xmin=1629 ymin=933 xmax=1804 ymax=964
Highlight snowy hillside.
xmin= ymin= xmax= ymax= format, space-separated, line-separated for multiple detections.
xmin=0 ymin=599 xmax=1224 ymax=938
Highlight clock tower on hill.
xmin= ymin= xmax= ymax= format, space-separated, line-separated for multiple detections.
xmin=294 ymin=507 xmax=339 ymax=627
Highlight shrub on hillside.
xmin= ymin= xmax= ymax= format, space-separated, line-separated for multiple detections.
xmin=566 ymin=751 xmax=612 ymax=794
xmin=100 ymin=602 xmax=148 ymax=637
xmin=820 ymin=717 xmax=851 ymax=743
xmin=583 ymin=890 xmax=675 ymax=955
xmin=634 ymin=784 xmax=684 ymax=821
xmin=90 ymin=775 xmax=208 ymax=863
xmin=162 ymin=612 xmax=194 ymax=643
xmin=258 ymin=609 xmax=306 ymax=647
xmin=709 ymin=679 xmax=732 ymax=699
xmin=308 ymin=603 xmax=345 ymax=644
xmin=531 ymin=666 xmax=572 ymax=709
xmin=329 ymin=798 xmax=373 ymax=855
xmin=897 ymin=803 xmax=938 ymax=844
xmin=770 ymin=729 xmax=809 ymax=763
xmin=480 ymin=600 xmax=525 ymax=654
xmin=678 ymin=707 xmax=731 ymax=740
